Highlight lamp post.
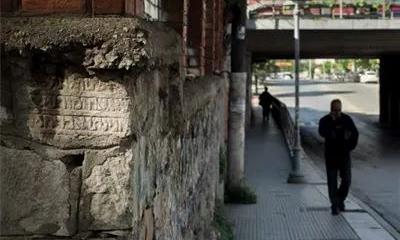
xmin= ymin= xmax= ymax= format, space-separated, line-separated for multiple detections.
xmin=340 ymin=0 xmax=343 ymax=19
xmin=383 ymin=0 xmax=386 ymax=19
xmin=287 ymin=0 xmax=305 ymax=184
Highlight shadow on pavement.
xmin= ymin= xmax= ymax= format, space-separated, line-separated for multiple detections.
xmin=274 ymin=90 xmax=355 ymax=98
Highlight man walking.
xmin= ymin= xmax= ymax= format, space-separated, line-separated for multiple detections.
xmin=259 ymin=87 xmax=273 ymax=122
xmin=319 ymin=99 xmax=358 ymax=215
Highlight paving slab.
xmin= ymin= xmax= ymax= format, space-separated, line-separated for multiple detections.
xmin=226 ymin=107 xmax=397 ymax=240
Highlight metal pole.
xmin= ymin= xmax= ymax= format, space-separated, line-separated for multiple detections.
xmin=228 ymin=0 xmax=247 ymax=190
xmin=288 ymin=1 xmax=305 ymax=183
xmin=382 ymin=0 xmax=386 ymax=19
xmin=390 ymin=0 xmax=393 ymax=19
xmin=340 ymin=0 xmax=343 ymax=19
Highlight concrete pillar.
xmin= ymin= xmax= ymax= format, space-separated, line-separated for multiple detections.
xmin=245 ymin=52 xmax=252 ymax=128
xmin=228 ymin=73 xmax=247 ymax=188
xmin=379 ymin=56 xmax=400 ymax=128
xmin=228 ymin=0 xmax=247 ymax=189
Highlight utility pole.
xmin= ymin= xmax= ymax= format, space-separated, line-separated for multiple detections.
xmin=382 ymin=0 xmax=386 ymax=19
xmin=228 ymin=0 xmax=247 ymax=190
xmin=255 ymin=75 xmax=259 ymax=95
xmin=340 ymin=0 xmax=343 ymax=19
xmin=287 ymin=0 xmax=305 ymax=183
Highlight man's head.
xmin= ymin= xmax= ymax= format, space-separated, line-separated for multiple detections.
xmin=330 ymin=99 xmax=342 ymax=119
xmin=264 ymin=86 xmax=268 ymax=91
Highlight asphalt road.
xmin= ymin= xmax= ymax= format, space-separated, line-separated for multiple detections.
xmin=264 ymin=79 xmax=400 ymax=233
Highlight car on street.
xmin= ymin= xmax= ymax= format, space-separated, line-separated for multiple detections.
xmin=277 ymin=72 xmax=293 ymax=80
xmin=359 ymin=71 xmax=379 ymax=83
xmin=332 ymin=72 xmax=345 ymax=82
xmin=345 ymin=72 xmax=360 ymax=82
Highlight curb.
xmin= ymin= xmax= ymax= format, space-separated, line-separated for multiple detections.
xmin=300 ymin=145 xmax=400 ymax=240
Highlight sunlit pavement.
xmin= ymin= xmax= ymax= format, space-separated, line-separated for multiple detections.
xmin=264 ymin=79 xmax=400 ymax=233
xmin=226 ymin=106 xmax=397 ymax=240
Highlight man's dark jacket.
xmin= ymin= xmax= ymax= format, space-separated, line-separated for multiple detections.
xmin=259 ymin=91 xmax=273 ymax=107
xmin=319 ymin=113 xmax=359 ymax=160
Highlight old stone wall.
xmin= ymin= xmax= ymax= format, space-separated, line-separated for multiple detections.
xmin=0 ymin=17 xmax=227 ymax=240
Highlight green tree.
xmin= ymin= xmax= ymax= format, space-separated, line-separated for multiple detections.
xmin=323 ymin=61 xmax=333 ymax=74
xmin=253 ymin=62 xmax=267 ymax=81
xmin=355 ymin=59 xmax=380 ymax=72
xmin=335 ymin=59 xmax=351 ymax=73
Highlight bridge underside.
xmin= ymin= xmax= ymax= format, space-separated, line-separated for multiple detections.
xmin=248 ymin=30 xmax=400 ymax=128
xmin=248 ymin=30 xmax=400 ymax=61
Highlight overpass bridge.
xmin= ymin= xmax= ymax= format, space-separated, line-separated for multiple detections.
xmin=246 ymin=18 xmax=400 ymax=128
xmin=247 ymin=18 xmax=400 ymax=59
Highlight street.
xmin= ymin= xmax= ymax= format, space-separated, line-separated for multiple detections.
xmin=264 ymin=79 xmax=400 ymax=233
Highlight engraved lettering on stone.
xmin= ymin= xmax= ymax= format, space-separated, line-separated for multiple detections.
xmin=29 ymin=76 xmax=130 ymax=137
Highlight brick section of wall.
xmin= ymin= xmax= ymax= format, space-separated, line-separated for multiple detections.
xmin=2 ymin=0 xmax=226 ymax=78
xmin=216 ymin=0 xmax=225 ymax=72
xmin=20 ymin=0 xmax=85 ymax=14
xmin=204 ymin=0 xmax=215 ymax=75
xmin=182 ymin=0 xmax=189 ymax=74
xmin=3 ymin=0 xmax=145 ymax=15
xmin=93 ymin=0 xmax=124 ymax=14
xmin=125 ymin=0 xmax=144 ymax=17
xmin=200 ymin=0 xmax=206 ymax=76
xmin=187 ymin=0 xmax=202 ymax=49
xmin=165 ymin=0 xmax=183 ymax=36
xmin=1 ymin=0 xmax=19 ymax=13
xmin=184 ymin=0 xmax=225 ymax=77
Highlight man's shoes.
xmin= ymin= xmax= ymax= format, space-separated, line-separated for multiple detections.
xmin=331 ymin=206 xmax=340 ymax=216
xmin=338 ymin=202 xmax=345 ymax=212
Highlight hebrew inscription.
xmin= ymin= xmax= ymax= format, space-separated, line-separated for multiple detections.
xmin=28 ymin=76 xmax=131 ymax=137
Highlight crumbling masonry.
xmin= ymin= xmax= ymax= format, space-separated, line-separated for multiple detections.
xmin=0 ymin=1 xmax=228 ymax=239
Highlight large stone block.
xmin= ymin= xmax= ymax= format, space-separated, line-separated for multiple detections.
xmin=0 ymin=146 xmax=79 ymax=236
xmin=79 ymin=148 xmax=134 ymax=230
xmin=6 ymin=69 xmax=132 ymax=149
xmin=0 ymin=17 xmax=225 ymax=240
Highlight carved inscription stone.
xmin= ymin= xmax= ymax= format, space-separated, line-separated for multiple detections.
xmin=26 ymin=74 xmax=131 ymax=148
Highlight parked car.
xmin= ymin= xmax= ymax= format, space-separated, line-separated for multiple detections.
xmin=359 ymin=71 xmax=379 ymax=83
xmin=277 ymin=72 xmax=293 ymax=80
xmin=332 ymin=72 xmax=345 ymax=82
xmin=345 ymin=72 xmax=360 ymax=82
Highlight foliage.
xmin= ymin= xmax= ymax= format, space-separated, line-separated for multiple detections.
xmin=355 ymin=0 xmax=367 ymax=7
xmin=225 ymin=182 xmax=257 ymax=204
xmin=355 ymin=59 xmax=379 ymax=71
xmin=323 ymin=61 xmax=333 ymax=74
xmin=336 ymin=59 xmax=352 ymax=73
xmin=304 ymin=0 xmax=334 ymax=7
xmin=321 ymin=0 xmax=335 ymax=7
xmin=253 ymin=59 xmax=379 ymax=79
xmin=213 ymin=202 xmax=234 ymax=240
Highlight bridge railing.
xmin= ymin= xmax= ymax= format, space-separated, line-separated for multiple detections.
xmin=249 ymin=1 xmax=400 ymax=19
xmin=271 ymin=96 xmax=296 ymax=156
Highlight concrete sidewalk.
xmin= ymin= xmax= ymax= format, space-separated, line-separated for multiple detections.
xmin=226 ymin=106 xmax=398 ymax=240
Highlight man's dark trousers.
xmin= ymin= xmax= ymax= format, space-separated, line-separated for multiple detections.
xmin=326 ymin=154 xmax=351 ymax=209
xmin=262 ymin=107 xmax=270 ymax=121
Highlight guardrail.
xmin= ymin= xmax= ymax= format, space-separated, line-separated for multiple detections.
xmin=271 ymin=96 xmax=296 ymax=157
xmin=249 ymin=3 xmax=400 ymax=19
